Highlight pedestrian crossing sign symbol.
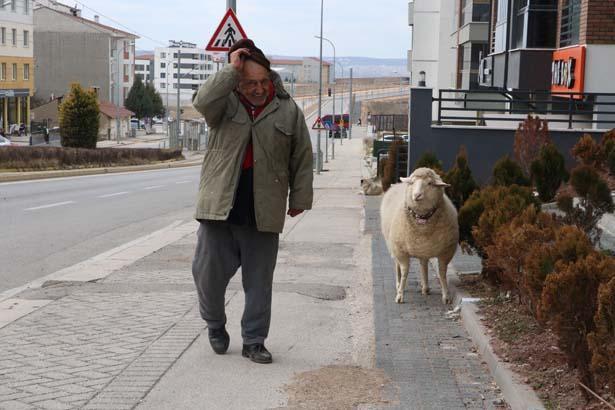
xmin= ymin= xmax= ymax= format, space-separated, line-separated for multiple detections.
xmin=312 ymin=117 xmax=326 ymax=130
xmin=206 ymin=8 xmax=248 ymax=52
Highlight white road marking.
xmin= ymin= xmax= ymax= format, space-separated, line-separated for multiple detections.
xmin=175 ymin=180 xmax=191 ymax=184
xmin=25 ymin=201 xmax=75 ymax=211
xmin=98 ymin=191 xmax=130 ymax=199
xmin=144 ymin=185 xmax=165 ymax=190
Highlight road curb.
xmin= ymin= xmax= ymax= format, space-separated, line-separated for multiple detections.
xmin=447 ymin=271 xmax=545 ymax=410
xmin=0 ymin=158 xmax=203 ymax=183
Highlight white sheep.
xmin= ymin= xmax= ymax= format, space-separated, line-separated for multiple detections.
xmin=380 ymin=167 xmax=459 ymax=304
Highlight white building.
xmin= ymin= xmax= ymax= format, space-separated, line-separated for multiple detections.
xmin=154 ymin=41 xmax=214 ymax=107
xmin=408 ymin=0 xmax=456 ymax=92
xmin=135 ymin=54 xmax=154 ymax=85
xmin=270 ymin=57 xmax=332 ymax=84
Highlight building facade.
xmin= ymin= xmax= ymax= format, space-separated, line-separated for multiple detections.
xmin=153 ymin=41 xmax=214 ymax=107
xmin=33 ymin=5 xmax=138 ymax=107
xmin=407 ymin=1 xmax=457 ymax=91
xmin=135 ymin=54 xmax=154 ymax=85
xmin=479 ymin=0 xmax=615 ymax=94
xmin=270 ymin=57 xmax=331 ymax=84
xmin=0 ymin=0 xmax=34 ymax=134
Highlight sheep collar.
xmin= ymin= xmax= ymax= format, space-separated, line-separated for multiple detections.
xmin=406 ymin=205 xmax=439 ymax=225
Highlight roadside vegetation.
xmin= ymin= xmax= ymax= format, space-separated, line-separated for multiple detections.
xmin=0 ymin=82 xmax=182 ymax=171
xmin=400 ymin=116 xmax=615 ymax=408
xmin=0 ymin=146 xmax=184 ymax=171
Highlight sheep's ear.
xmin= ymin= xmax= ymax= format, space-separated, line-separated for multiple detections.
xmin=434 ymin=177 xmax=450 ymax=188
xmin=400 ymin=177 xmax=412 ymax=184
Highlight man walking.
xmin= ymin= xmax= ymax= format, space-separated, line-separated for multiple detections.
xmin=191 ymin=39 xmax=313 ymax=364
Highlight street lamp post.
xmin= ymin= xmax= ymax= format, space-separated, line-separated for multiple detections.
xmin=315 ymin=35 xmax=336 ymax=161
xmin=316 ymin=0 xmax=324 ymax=174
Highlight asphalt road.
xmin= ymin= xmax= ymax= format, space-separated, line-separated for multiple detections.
xmin=0 ymin=89 xmax=393 ymax=293
xmin=0 ymin=167 xmax=200 ymax=292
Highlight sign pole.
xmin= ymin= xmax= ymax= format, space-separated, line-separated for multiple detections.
xmin=316 ymin=0 xmax=323 ymax=174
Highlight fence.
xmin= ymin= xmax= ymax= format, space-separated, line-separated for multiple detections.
xmin=408 ymin=87 xmax=610 ymax=185
xmin=435 ymin=89 xmax=615 ymax=129
xmin=371 ymin=114 xmax=408 ymax=133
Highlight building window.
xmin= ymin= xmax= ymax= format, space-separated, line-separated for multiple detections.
xmin=1 ymin=27 xmax=5 ymax=45
xmin=160 ymin=83 xmax=166 ymax=88
xmin=160 ymin=52 xmax=166 ymax=59
xmin=12 ymin=29 xmax=16 ymax=46
xmin=23 ymin=63 xmax=29 ymax=80
xmin=11 ymin=0 xmax=15 ymax=11
xmin=0 ymin=63 xmax=5 ymax=80
xmin=25 ymin=0 xmax=29 ymax=14
xmin=160 ymin=62 xmax=166 ymax=68
xmin=12 ymin=63 xmax=17 ymax=80
xmin=23 ymin=30 xmax=28 ymax=47
xmin=560 ymin=0 xmax=581 ymax=47
xmin=160 ymin=72 xmax=166 ymax=79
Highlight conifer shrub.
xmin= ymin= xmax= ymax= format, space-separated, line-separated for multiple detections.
xmin=59 ymin=83 xmax=100 ymax=149
xmin=523 ymin=225 xmax=593 ymax=318
xmin=414 ymin=151 xmax=443 ymax=173
xmin=557 ymin=165 xmax=614 ymax=244
xmin=540 ymin=253 xmax=615 ymax=387
xmin=444 ymin=146 xmax=478 ymax=210
xmin=492 ymin=156 xmax=531 ymax=187
xmin=530 ymin=143 xmax=569 ymax=202
xmin=571 ymin=134 xmax=602 ymax=168
xmin=514 ymin=115 xmax=551 ymax=176
xmin=588 ymin=276 xmax=615 ymax=392
xmin=458 ymin=189 xmax=484 ymax=255
xmin=485 ymin=207 xmax=558 ymax=306
xmin=381 ymin=139 xmax=404 ymax=191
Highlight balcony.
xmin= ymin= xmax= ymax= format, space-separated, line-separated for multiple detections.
xmin=408 ymin=1 xmax=414 ymax=26
xmin=457 ymin=22 xmax=489 ymax=45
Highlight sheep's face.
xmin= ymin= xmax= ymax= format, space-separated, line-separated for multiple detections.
xmin=400 ymin=168 xmax=449 ymax=220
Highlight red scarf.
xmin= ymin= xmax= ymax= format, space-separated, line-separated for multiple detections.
xmin=237 ymin=81 xmax=275 ymax=169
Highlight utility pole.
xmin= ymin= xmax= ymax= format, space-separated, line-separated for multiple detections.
xmin=316 ymin=0 xmax=324 ymax=174
xmin=176 ymin=42 xmax=182 ymax=144
xmin=349 ymin=67 xmax=353 ymax=140
xmin=116 ymin=41 xmax=121 ymax=144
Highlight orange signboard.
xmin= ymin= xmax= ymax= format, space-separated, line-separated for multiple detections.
xmin=551 ymin=46 xmax=586 ymax=98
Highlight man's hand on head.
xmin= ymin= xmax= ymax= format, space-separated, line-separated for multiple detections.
xmin=287 ymin=209 xmax=304 ymax=218
xmin=230 ymin=48 xmax=251 ymax=71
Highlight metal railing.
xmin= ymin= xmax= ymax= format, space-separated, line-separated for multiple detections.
xmin=434 ymin=89 xmax=615 ymax=129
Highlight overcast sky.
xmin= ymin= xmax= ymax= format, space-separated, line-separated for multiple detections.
xmin=74 ymin=0 xmax=410 ymax=58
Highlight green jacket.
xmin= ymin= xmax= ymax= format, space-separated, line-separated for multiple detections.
xmin=192 ymin=64 xmax=314 ymax=233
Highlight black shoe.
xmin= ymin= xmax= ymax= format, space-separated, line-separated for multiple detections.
xmin=208 ymin=327 xmax=229 ymax=354
xmin=242 ymin=343 xmax=273 ymax=364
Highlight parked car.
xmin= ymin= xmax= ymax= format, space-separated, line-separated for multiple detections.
xmin=0 ymin=135 xmax=11 ymax=146
xmin=130 ymin=118 xmax=145 ymax=129
xmin=382 ymin=134 xmax=408 ymax=142
xmin=152 ymin=117 xmax=164 ymax=125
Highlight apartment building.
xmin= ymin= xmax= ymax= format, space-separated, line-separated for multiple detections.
xmin=153 ymin=41 xmax=215 ymax=107
xmin=479 ymin=0 xmax=615 ymax=94
xmin=270 ymin=57 xmax=331 ymax=84
xmin=135 ymin=54 xmax=154 ymax=85
xmin=33 ymin=5 xmax=138 ymax=106
xmin=0 ymin=0 xmax=34 ymax=133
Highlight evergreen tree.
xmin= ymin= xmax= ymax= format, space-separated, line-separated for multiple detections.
xmin=125 ymin=76 xmax=153 ymax=120
xmin=145 ymin=83 xmax=165 ymax=118
xmin=59 ymin=83 xmax=100 ymax=149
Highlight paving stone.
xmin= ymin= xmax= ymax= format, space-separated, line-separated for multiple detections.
xmin=365 ymin=196 xmax=502 ymax=408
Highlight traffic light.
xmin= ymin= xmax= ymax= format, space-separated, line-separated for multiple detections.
xmin=327 ymin=88 xmax=331 ymax=97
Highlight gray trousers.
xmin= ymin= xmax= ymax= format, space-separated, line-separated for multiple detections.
xmin=192 ymin=221 xmax=279 ymax=345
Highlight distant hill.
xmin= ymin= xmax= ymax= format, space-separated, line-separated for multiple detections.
xmin=137 ymin=50 xmax=408 ymax=78
xmin=271 ymin=55 xmax=408 ymax=78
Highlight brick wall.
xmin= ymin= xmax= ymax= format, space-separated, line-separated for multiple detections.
xmin=580 ymin=0 xmax=615 ymax=44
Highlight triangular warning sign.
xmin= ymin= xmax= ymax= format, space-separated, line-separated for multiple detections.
xmin=312 ymin=117 xmax=326 ymax=130
xmin=206 ymin=9 xmax=248 ymax=52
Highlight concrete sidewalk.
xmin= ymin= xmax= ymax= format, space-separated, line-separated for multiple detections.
xmin=0 ymin=127 xmax=502 ymax=409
